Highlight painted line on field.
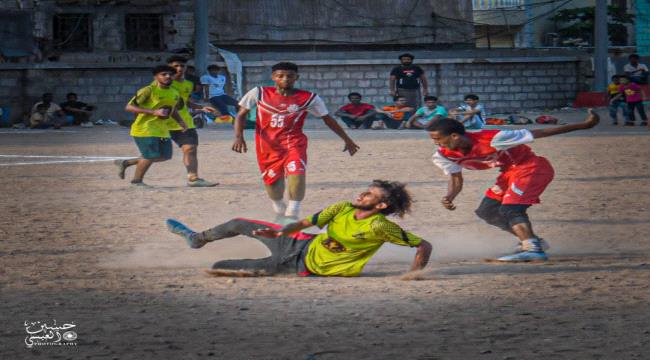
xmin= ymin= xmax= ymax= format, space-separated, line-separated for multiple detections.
xmin=0 ymin=154 xmax=135 ymax=167
xmin=0 ymin=130 xmax=78 ymax=134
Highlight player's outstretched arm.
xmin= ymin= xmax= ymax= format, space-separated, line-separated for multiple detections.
xmin=410 ymin=240 xmax=432 ymax=271
xmin=442 ymin=172 xmax=463 ymax=211
xmin=252 ymin=219 xmax=313 ymax=238
xmin=531 ymin=108 xmax=599 ymax=139
xmin=321 ymin=114 xmax=360 ymax=156
xmin=232 ymin=107 xmax=250 ymax=153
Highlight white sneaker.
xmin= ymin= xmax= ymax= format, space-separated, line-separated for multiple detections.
xmin=371 ymin=120 xmax=385 ymax=130
xmin=81 ymin=122 xmax=93 ymax=128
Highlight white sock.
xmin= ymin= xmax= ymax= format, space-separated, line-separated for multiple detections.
xmin=271 ymin=199 xmax=286 ymax=215
xmin=285 ymin=200 xmax=301 ymax=218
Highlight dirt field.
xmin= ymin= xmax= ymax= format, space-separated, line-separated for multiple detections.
xmin=2 ymin=109 xmax=650 ymax=360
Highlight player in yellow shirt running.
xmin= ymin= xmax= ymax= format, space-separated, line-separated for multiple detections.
xmin=165 ymin=55 xmax=220 ymax=187
xmin=166 ymin=180 xmax=432 ymax=276
xmin=116 ymin=65 xmax=187 ymax=186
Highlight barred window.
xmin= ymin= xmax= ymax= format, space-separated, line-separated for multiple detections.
xmin=53 ymin=13 xmax=92 ymax=51
xmin=125 ymin=14 xmax=163 ymax=51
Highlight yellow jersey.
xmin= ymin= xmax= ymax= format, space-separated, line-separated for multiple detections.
xmin=129 ymin=84 xmax=180 ymax=138
xmin=304 ymin=201 xmax=422 ymax=277
xmin=167 ymin=79 xmax=195 ymax=130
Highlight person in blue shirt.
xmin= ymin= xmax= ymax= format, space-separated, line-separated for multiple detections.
xmin=449 ymin=94 xmax=485 ymax=130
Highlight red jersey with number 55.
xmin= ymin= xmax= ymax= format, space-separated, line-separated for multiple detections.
xmin=239 ymin=86 xmax=329 ymax=154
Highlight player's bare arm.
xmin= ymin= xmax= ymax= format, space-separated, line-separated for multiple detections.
xmin=410 ymin=240 xmax=432 ymax=271
xmin=232 ymin=107 xmax=250 ymax=153
xmin=125 ymin=103 xmax=168 ymax=117
xmin=321 ymin=114 xmax=360 ymax=156
xmin=530 ymin=109 xmax=599 ymax=139
xmin=442 ymin=172 xmax=463 ymax=211
xmin=171 ymin=108 xmax=188 ymax=131
xmin=252 ymin=219 xmax=313 ymax=238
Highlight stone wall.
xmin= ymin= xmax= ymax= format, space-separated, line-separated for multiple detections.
xmin=0 ymin=55 xmax=584 ymax=125
xmin=243 ymin=58 xmax=581 ymax=115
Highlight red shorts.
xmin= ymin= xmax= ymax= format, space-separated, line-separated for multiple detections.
xmin=485 ymin=156 xmax=554 ymax=205
xmin=257 ymin=147 xmax=307 ymax=185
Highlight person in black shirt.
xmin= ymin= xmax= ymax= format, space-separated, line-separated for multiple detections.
xmin=60 ymin=92 xmax=95 ymax=127
xmin=389 ymin=53 xmax=428 ymax=109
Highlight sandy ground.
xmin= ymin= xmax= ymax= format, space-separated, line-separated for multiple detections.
xmin=1 ymin=108 xmax=650 ymax=359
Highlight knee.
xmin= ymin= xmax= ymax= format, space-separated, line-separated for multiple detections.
xmin=182 ymin=145 xmax=197 ymax=155
xmin=498 ymin=204 xmax=531 ymax=227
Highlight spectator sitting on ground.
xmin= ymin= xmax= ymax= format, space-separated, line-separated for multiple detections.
xmin=185 ymin=65 xmax=203 ymax=100
xmin=201 ymin=64 xmax=239 ymax=116
xmin=31 ymin=93 xmax=65 ymax=129
xmin=405 ymin=95 xmax=448 ymax=129
xmin=624 ymin=54 xmax=649 ymax=85
xmin=334 ymin=92 xmax=377 ymax=129
xmin=449 ymin=94 xmax=486 ymax=130
xmin=60 ymin=92 xmax=95 ymax=127
xmin=374 ymin=96 xmax=414 ymax=129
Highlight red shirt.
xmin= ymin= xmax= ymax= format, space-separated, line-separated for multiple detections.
xmin=339 ymin=103 xmax=374 ymax=117
xmin=434 ymin=130 xmax=537 ymax=173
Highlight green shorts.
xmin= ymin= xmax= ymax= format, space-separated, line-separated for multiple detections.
xmin=133 ymin=136 xmax=172 ymax=160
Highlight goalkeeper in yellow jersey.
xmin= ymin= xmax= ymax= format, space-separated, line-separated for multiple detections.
xmin=166 ymin=180 xmax=432 ymax=276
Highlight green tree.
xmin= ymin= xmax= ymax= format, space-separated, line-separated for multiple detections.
xmin=551 ymin=6 xmax=634 ymax=46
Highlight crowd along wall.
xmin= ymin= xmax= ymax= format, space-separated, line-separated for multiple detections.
xmin=0 ymin=55 xmax=584 ymax=125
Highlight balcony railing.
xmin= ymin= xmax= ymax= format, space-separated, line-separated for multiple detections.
xmin=472 ymin=0 xmax=524 ymax=10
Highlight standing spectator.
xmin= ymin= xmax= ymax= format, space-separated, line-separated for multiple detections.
xmin=60 ymin=92 xmax=95 ymax=127
xmin=405 ymin=95 xmax=448 ymax=129
xmin=389 ymin=53 xmax=428 ymax=109
xmin=618 ymin=75 xmax=648 ymax=126
xmin=624 ymin=54 xmax=649 ymax=84
xmin=375 ymin=96 xmax=414 ymax=129
xmin=449 ymin=94 xmax=486 ymax=130
xmin=200 ymin=64 xmax=239 ymax=116
xmin=334 ymin=92 xmax=377 ymax=129
xmin=607 ymin=75 xmax=627 ymax=125
xmin=31 ymin=93 xmax=65 ymax=129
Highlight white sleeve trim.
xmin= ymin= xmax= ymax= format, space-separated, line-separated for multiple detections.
xmin=490 ymin=129 xmax=534 ymax=151
xmin=432 ymin=150 xmax=462 ymax=175
xmin=238 ymin=87 xmax=259 ymax=110
xmin=307 ymin=95 xmax=329 ymax=117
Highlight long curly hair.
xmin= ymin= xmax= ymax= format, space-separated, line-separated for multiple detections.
xmin=371 ymin=179 xmax=412 ymax=218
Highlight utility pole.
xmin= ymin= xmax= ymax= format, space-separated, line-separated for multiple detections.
xmin=522 ymin=0 xmax=534 ymax=48
xmin=194 ymin=0 xmax=209 ymax=76
xmin=594 ymin=0 xmax=608 ymax=92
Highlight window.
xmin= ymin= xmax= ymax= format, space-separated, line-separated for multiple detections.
xmin=53 ymin=13 xmax=92 ymax=51
xmin=125 ymin=14 xmax=163 ymax=51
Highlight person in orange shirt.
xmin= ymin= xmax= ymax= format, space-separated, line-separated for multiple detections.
xmin=375 ymin=96 xmax=414 ymax=129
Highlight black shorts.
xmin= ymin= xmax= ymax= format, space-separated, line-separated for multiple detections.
xmin=170 ymin=128 xmax=199 ymax=147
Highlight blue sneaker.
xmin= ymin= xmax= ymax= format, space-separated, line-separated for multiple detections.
xmin=497 ymin=251 xmax=548 ymax=262
xmin=166 ymin=219 xmax=205 ymax=249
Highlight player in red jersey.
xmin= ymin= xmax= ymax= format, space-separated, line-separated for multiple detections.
xmin=232 ymin=62 xmax=359 ymax=219
xmin=427 ymin=109 xmax=599 ymax=262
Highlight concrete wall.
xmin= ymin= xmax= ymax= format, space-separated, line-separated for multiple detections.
xmin=208 ymin=0 xmax=473 ymax=47
xmin=0 ymin=55 xmax=584 ymax=125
